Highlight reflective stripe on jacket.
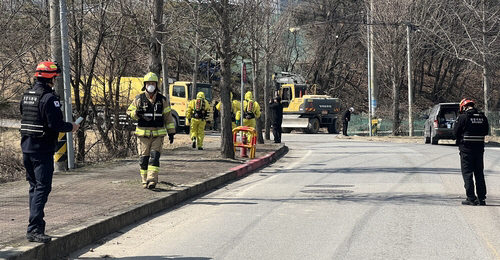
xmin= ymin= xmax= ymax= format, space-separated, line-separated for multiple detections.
xmin=127 ymin=92 xmax=176 ymax=137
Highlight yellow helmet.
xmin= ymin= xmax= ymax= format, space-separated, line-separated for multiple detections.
xmin=142 ymin=72 xmax=158 ymax=91
xmin=144 ymin=72 xmax=158 ymax=82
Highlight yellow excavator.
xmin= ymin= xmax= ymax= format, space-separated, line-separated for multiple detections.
xmin=273 ymin=72 xmax=341 ymax=134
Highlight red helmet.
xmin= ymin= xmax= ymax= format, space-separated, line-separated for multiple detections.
xmin=459 ymin=98 xmax=474 ymax=113
xmin=34 ymin=61 xmax=61 ymax=79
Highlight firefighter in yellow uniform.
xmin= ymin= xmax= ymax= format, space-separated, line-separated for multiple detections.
xmin=236 ymin=91 xmax=261 ymax=128
xmin=187 ymin=92 xmax=210 ymax=150
xmin=236 ymin=91 xmax=261 ymax=139
xmin=216 ymin=92 xmax=241 ymax=130
xmin=127 ymin=72 xmax=176 ymax=189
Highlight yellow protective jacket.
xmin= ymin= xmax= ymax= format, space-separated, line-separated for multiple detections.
xmin=127 ymin=92 xmax=176 ymax=137
xmin=186 ymin=92 xmax=211 ymax=121
xmin=236 ymin=91 xmax=261 ymax=121
xmin=216 ymin=99 xmax=241 ymax=121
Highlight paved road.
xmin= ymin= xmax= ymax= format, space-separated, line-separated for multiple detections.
xmin=69 ymin=134 xmax=500 ymax=260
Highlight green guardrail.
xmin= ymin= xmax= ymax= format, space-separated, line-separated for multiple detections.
xmin=346 ymin=110 xmax=500 ymax=136
xmin=347 ymin=113 xmax=426 ymax=136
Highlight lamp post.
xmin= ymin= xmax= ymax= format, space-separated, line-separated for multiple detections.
xmin=407 ymin=23 xmax=418 ymax=136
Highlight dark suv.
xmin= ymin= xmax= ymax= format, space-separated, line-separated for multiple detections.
xmin=423 ymin=103 xmax=460 ymax=144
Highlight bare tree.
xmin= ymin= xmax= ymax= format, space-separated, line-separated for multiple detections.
xmin=426 ymin=0 xmax=500 ymax=115
xmin=207 ymin=0 xmax=251 ymax=158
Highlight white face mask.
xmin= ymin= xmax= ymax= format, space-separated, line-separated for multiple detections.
xmin=146 ymin=84 xmax=156 ymax=93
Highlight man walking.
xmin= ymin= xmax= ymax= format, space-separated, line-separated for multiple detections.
xmin=453 ymin=98 xmax=489 ymax=206
xmin=127 ymin=72 xmax=176 ymax=189
xmin=21 ymin=61 xmax=80 ymax=243
xmin=342 ymin=107 xmax=354 ymax=136
xmin=186 ymin=91 xmax=210 ymax=150
xmin=269 ymin=96 xmax=283 ymax=143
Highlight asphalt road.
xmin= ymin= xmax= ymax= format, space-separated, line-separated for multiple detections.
xmin=69 ymin=133 xmax=500 ymax=260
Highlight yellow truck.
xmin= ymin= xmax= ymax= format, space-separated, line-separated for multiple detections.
xmin=81 ymin=77 xmax=213 ymax=134
xmin=273 ymin=72 xmax=341 ymax=134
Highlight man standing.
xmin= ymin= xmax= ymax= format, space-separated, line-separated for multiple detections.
xmin=186 ymin=91 xmax=210 ymax=150
xmin=342 ymin=107 xmax=354 ymax=136
xmin=212 ymin=101 xmax=219 ymax=131
xmin=453 ymin=98 xmax=489 ymax=206
xmin=269 ymin=96 xmax=283 ymax=143
xmin=127 ymin=72 xmax=176 ymax=189
xmin=20 ymin=61 xmax=80 ymax=243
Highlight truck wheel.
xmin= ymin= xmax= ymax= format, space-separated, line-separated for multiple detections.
xmin=306 ymin=118 xmax=320 ymax=134
xmin=328 ymin=119 xmax=340 ymax=134
xmin=425 ymin=130 xmax=430 ymax=144
xmin=173 ymin=117 xmax=179 ymax=133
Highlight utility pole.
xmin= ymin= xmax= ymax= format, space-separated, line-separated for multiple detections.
xmin=369 ymin=0 xmax=377 ymax=122
xmin=240 ymin=61 xmax=245 ymax=126
xmin=367 ymin=0 xmax=378 ymax=136
xmin=50 ymin=0 xmax=67 ymax=172
xmin=407 ymin=23 xmax=414 ymax=136
xmin=366 ymin=7 xmax=372 ymax=137
xmin=60 ymin=0 xmax=75 ymax=169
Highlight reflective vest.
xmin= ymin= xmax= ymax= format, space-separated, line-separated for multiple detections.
xmin=20 ymin=89 xmax=49 ymax=137
xmin=244 ymin=100 xmax=255 ymax=119
xmin=137 ymin=93 xmax=164 ymax=128
xmin=463 ymin=112 xmax=488 ymax=143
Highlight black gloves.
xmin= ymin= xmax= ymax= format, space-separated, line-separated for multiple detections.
xmin=168 ymin=133 xmax=175 ymax=144
xmin=136 ymin=108 xmax=145 ymax=118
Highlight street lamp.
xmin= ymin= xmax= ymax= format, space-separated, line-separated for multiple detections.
xmin=407 ymin=22 xmax=419 ymax=136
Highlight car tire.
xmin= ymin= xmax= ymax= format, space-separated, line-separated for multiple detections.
xmin=425 ymin=135 xmax=430 ymax=144
xmin=430 ymin=131 xmax=439 ymax=145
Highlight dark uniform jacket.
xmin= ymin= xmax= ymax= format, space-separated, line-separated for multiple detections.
xmin=20 ymin=81 xmax=73 ymax=153
xmin=343 ymin=110 xmax=351 ymax=122
xmin=452 ymin=108 xmax=489 ymax=153
xmin=270 ymin=101 xmax=283 ymax=125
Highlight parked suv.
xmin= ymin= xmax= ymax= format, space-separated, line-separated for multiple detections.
xmin=423 ymin=103 xmax=459 ymax=144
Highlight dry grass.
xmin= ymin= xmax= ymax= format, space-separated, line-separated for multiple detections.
xmin=0 ymin=128 xmax=23 ymax=183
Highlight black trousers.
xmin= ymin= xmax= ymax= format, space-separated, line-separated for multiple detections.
xmin=272 ymin=122 xmax=282 ymax=143
xmin=23 ymin=152 xmax=54 ymax=234
xmin=343 ymin=121 xmax=349 ymax=135
xmin=460 ymin=151 xmax=486 ymax=201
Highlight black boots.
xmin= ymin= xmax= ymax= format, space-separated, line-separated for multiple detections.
xmin=26 ymin=232 xmax=51 ymax=243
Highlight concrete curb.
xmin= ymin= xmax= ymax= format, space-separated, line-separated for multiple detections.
xmin=0 ymin=145 xmax=288 ymax=260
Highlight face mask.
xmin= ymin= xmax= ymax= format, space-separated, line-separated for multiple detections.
xmin=146 ymin=85 xmax=156 ymax=93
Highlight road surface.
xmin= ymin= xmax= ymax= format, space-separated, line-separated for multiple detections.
xmin=69 ymin=133 xmax=500 ymax=260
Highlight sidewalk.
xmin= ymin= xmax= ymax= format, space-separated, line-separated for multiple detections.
xmin=0 ymin=138 xmax=287 ymax=260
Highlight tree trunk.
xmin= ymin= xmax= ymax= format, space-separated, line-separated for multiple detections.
xmin=251 ymin=44 xmax=264 ymax=144
xmin=264 ymin=58 xmax=271 ymax=140
xmin=219 ymin=0 xmax=234 ymax=159
xmin=391 ymin=67 xmax=401 ymax=136
xmin=149 ymin=0 xmax=163 ymax=76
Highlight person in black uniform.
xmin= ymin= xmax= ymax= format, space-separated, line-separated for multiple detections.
xmin=20 ymin=61 xmax=79 ymax=243
xmin=213 ymin=101 xmax=219 ymax=131
xmin=452 ymin=98 xmax=489 ymax=206
xmin=269 ymin=96 xmax=283 ymax=143
xmin=342 ymin=107 xmax=354 ymax=136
